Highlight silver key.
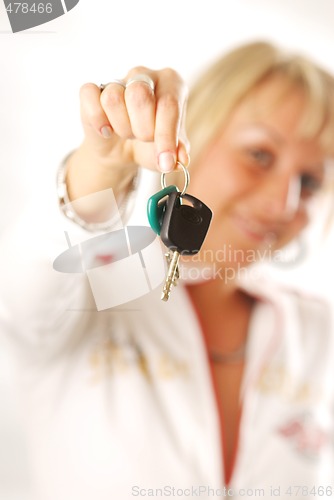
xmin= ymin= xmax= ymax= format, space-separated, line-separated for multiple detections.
xmin=161 ymin=250 xmax=180 ymax=301
xmin=165 ymin=251 xmax=179 ymax=282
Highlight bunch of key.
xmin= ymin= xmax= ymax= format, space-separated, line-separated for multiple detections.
xmin=147 ymin=162 xmax=213 ymax=301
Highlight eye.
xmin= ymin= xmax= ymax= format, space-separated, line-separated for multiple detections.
xmin=300 ymin=173 xmax=323 ymax=197
xmin=248 ymin=148 xmax=274 ymax=168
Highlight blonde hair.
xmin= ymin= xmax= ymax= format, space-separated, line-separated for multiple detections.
xmin=186 ymin=41 xmax=334 ymax=163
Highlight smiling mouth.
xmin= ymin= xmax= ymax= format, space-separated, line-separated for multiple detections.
xmin=231 ymin=213 xmax=278 ymax=243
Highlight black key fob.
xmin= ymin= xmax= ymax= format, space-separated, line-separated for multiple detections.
xmin=160 ymin=192 xmax=213 ymax=255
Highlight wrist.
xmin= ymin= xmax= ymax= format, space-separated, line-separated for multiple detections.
xmin=66 ymin=145 xmax=137 ymax=202
xmin=57 ymin=152 xmax=139 ymax=231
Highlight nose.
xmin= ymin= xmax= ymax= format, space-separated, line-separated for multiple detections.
xmin=258 ymin=173 xmax=301 ymax=222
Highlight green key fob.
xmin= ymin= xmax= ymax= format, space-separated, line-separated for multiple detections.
xmin=147 ymin=185 xmax=178 ymax=235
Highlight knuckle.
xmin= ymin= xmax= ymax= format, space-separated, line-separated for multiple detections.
xmin=127 ymin=66 xmax=151 ymax=78
xmin=161 ymin=67 xmax=185 ymax=88
xmin=158 ymin=92 xmax=180 ymax=113
xmin=100 ymin=89 xmax=124 ymax=109
xmin=87 ymin=109 xmax=104 ymax=124
xmin=135 ymin=130 xmax=154 ymax=142
xmin=126 ymin=85 xmax=153 ymax=107
xmin=124 ymin=130 xmax=135 ymax=140
xmin=161 ymin=67 xmax=180 ymax=80
xmin=156 ymin=131 xmax=176 ymax=146
xmin=79 ymin=82 xmax=98 ymax=99
xmin=161 ymin=67 xmax=188 ymax=97
xmin=112 ymin=123 xmax=133 ymax=140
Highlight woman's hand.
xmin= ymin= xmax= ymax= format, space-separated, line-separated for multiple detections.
xmin=82 ymin=67 xmax=189 ymax=171
xmin=66 ymin=67 xmax=189 ymax=208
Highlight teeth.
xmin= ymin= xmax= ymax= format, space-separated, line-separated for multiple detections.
xmin=248 ymin=222 xmax=267 ymax=234
xmin=236 ymin=214 xmax=277 ymax=240
xmin=241 ymin=218 xmax=265 ymax=234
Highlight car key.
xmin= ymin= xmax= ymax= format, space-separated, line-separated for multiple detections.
xmin=160 ymin=191 xmax=212 ymax=301
xmin=147 ymin=185 xmax=178 ymax=235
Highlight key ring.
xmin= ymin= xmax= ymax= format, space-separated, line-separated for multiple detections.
xmin=161 ymin=161 xmax=190 ymax=197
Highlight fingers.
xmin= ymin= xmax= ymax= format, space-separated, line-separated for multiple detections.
xmin=153 ymin=68 xmax=188 ymax=171
xmin=79 ymin=67 xmax=190 ymax=171
xmin=80 ymin=83 xmax=112 ymax=142
xmin=123 ymin=71 xmax=156 ymax=141
xmin=100 ymin=82 xmax=133 ymax=138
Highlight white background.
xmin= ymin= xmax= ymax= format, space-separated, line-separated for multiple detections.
xmin=0 ymin=0 xmax=334 ymax=498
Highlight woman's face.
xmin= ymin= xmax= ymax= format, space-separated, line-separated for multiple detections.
xmin=188 ymin=77 xmax=327 ymax=270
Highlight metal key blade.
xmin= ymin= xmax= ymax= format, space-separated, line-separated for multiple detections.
xmin=161 ymin=250 xmax=180 ymax=301
xmin=165 ymin=252 xmax=179 ymax=283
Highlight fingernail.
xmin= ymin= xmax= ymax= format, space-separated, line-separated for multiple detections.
xmin=101 ymin=126 xmax=112 ymax=138
xmin=158 ymin=151 xmax=176 ymax=172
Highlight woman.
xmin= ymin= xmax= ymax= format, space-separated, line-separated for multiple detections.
xmin=2 ymin=41 xmax=334 ymax=499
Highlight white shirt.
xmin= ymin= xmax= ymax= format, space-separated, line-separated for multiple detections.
xmin=1 ymin=170 xmax=334 ymax=500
